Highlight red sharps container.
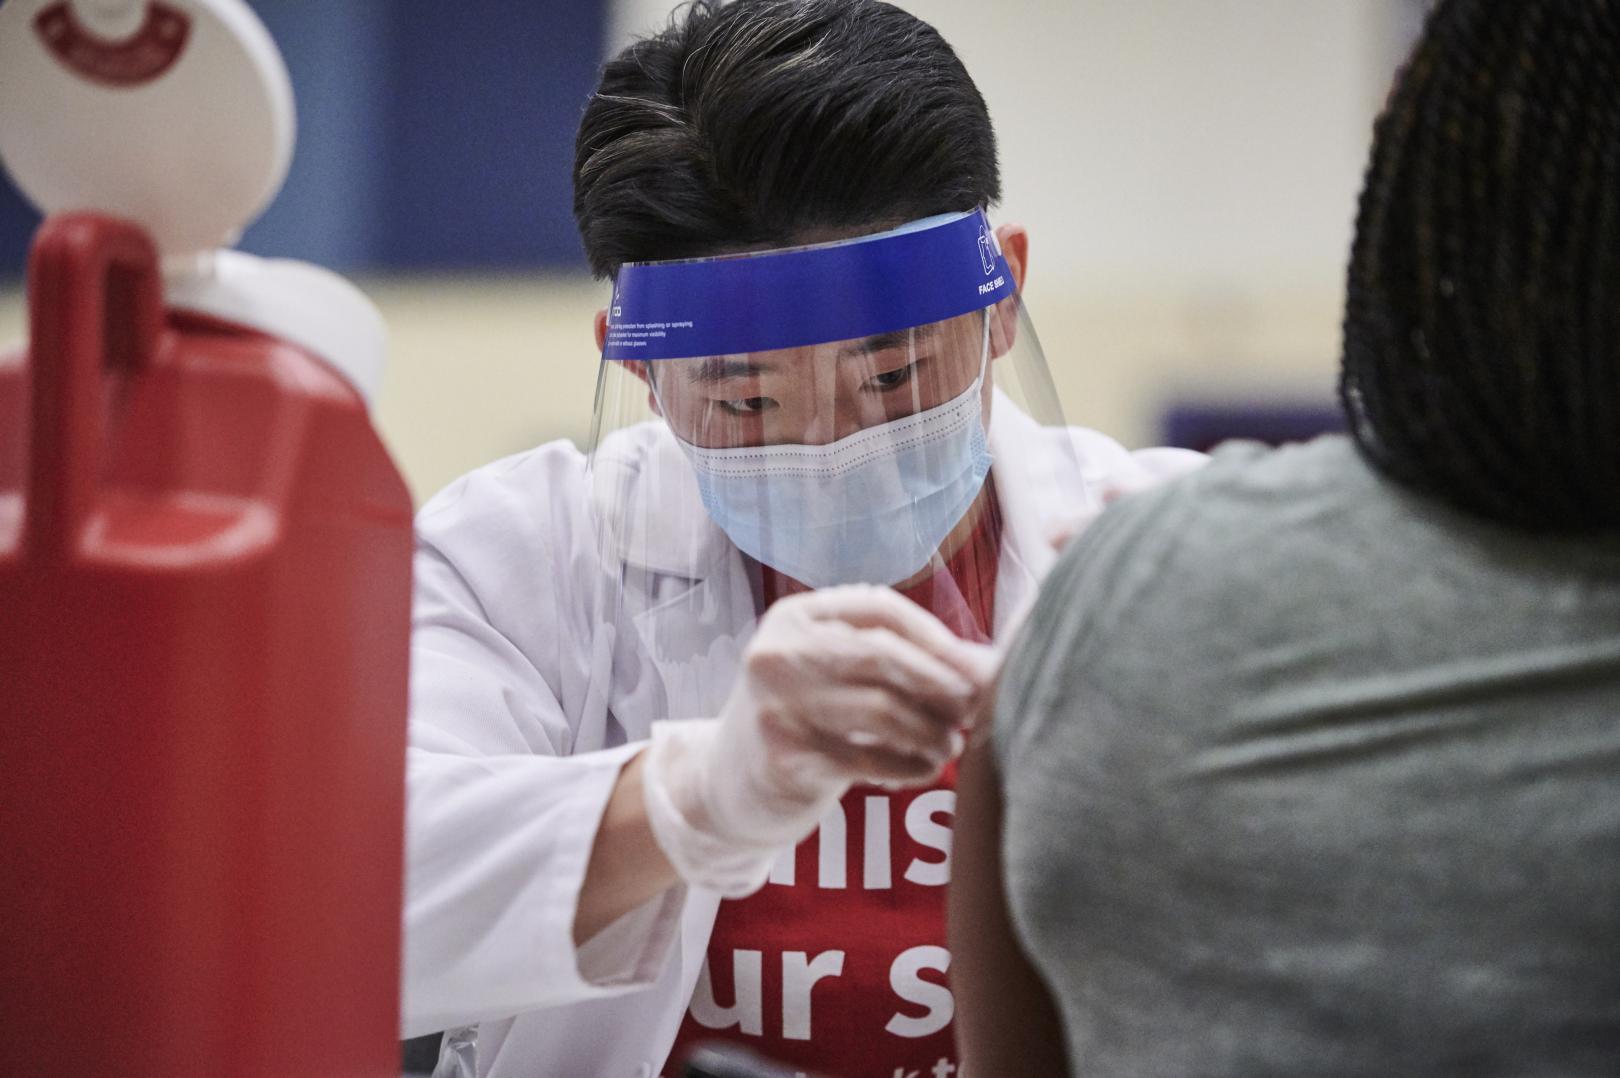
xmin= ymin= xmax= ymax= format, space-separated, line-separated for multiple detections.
xmin=0 ymin=3 xmax=413 ymax=1075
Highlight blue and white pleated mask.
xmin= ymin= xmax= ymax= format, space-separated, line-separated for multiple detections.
xmin=660 ymin=318 xmax=993 ymax=587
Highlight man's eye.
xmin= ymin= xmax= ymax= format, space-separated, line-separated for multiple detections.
xmin=719 ymin=396 xmax=776 ymax=415
xmin=867 ymin=362 xmax=919 ymax=391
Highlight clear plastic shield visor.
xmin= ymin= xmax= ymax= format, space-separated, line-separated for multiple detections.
xmin=587 ymin=209 xmax=1088 ymax=649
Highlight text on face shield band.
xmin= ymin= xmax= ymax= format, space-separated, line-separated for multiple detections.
xmin=601 ymin=208 xmax=1016 ymax=361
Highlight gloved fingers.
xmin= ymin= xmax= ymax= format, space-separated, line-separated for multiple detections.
xmin=807 ymin=623 xmax=979 ymax=715
xmin=791 ymin=684 xmax=957 ymax=769
xmin=802 ymin=723 xmax=949 ymax=785
xmin=794 ymin=585 xmax=999 ymax=685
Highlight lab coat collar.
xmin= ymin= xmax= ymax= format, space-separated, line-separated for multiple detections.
xmin=588 ymin=420 xmax=732 ymax=580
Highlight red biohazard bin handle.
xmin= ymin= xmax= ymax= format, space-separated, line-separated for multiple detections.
xmin=25 ymin=214 xmax=164 ymax=561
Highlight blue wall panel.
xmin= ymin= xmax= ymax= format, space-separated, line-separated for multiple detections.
xmin=375 ymin=0 xmax=605 ymax=270
xmin=0 ymin=177 xmax=39 ymax=285
xmin=238 ymin=0 xmax=393 ymax=270
xmin=0 ymin=0 xmax=607 ymax=279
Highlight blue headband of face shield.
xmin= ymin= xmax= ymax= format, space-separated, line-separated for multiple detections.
xmin=613 ymin=210 xmax=1012 ymax=587
xmin=602 ymin=208 xmax=1016 ymax=360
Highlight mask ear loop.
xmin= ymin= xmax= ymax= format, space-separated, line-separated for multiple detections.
xmin=647 ymin=360 xmax=668 ymax=414
xmin=904 ymin=324 xmax=924 ymax=419
xmin=978 ymin=307 xmax=992 ymax=385
xmin=643 ymin=361 xmax=691 ymax=448
xmin=649 ymin=357 xmax=751 ymax=452
xmin=647 ymin=360 xmax=703 ymax=444
xmin=907 ymin=309 xmax=995 ymax=622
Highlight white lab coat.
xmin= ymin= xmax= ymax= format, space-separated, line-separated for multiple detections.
xmin=403 ymin=394 xmax=1202 ymax=1077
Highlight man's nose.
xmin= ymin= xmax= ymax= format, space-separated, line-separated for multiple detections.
xmin=795 ymin=399 xmax=871 ymax=446
xmin=796 ymin=407 xmax=836 ymax=446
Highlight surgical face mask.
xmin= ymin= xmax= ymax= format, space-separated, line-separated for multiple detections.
xmin=658 ymin=318 xmax=994 ymax=588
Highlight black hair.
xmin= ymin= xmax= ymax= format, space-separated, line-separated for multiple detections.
xmin=573 ymin=0 xmax=1000 ymax=279
xmin=1341 ymin=0 xmax=1620 ymax=532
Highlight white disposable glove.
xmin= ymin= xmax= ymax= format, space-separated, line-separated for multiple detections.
xmin=642 ymin=584 xmax=998 ymax=896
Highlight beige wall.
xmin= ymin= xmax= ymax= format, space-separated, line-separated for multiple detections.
xmin=0 ymin=273 xmax=1350 ymax=506
xmin=1 ymin=2 xmax=1421 ymax=506
xmin=353 ymin=274 xmax=1352 ymax=504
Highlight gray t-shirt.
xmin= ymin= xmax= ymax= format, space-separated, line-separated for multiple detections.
xmin=995 ymin=435 xmax=1620 ymax=1076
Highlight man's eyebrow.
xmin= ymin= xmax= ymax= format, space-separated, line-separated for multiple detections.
xmin=837 ymin=325 xmax=935 ymax=358
xmin=684 ymin=356 xmax=773 ymax=384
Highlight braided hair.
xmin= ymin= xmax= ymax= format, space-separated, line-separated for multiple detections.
xmin=1341 ymin=0 xmax=1620 ymax=532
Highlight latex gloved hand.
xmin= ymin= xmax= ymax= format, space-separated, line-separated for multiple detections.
xmin=642 ymin=585 xmax=997 ymax=896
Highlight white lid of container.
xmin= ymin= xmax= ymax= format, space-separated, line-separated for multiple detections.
xmin=165 ymin=251 xmax=389 ymax=407
xmin=0 ymin=0 xmax=295 ymax=261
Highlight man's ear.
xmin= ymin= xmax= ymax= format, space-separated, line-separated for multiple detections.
xmin=597 ymin=310 xmax=660 ymax=408
xmin=996 ymin=223 xmax=1029 ymax=293
xmin=598 ymin=310 xmax=661 ymax=409
xmin=990 ymin=224 xmax=1029 ymax=359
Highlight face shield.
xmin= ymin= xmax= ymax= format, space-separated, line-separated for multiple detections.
xmin=586 ymin=209 xmax=1089 ymax=693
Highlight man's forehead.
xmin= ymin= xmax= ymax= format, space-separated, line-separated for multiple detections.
xmin=682 ymin=326 xmax=938 ymax=384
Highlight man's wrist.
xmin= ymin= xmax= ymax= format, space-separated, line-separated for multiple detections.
xmin=641 ymin=720 xmax=792 ymax=897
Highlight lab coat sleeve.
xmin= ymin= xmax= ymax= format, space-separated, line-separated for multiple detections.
xmin=400 ymin=453 xmax=686 ymax=1038
xmin=1129 ymin=444 xmax=1209 ymax=482
xmin=1058 ymin=425 xmax=1208 ymax=497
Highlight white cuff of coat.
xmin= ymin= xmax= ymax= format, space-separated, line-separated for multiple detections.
xmin=569 ymin=742 xmax=687 ymax=989
xmin=402 ymin=741 xmax=687 ymax=1035
xmin=575 ymin=877 xmax=687 ymax=987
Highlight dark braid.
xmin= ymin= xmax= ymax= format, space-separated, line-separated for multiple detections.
xmin=1341 ymin=0 xmax=1620 ymax=532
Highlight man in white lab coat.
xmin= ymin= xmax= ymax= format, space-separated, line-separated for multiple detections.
xmin=403 ymin=2 xmax=1201 ymax=1076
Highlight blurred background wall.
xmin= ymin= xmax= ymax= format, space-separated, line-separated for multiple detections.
xmin=0 ymin=0 xmax=1432 ymax=504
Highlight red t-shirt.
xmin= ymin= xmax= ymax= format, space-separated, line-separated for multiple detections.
xmin=664 ymin=487 xmax=1002 ymax=1078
